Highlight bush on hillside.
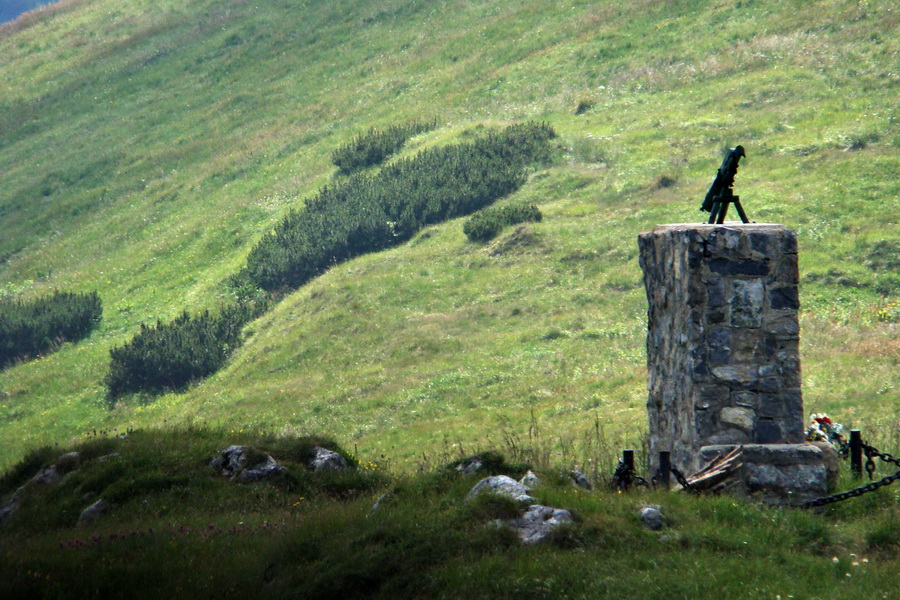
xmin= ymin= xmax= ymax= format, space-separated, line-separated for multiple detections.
xmin=0 ymin=290 xmax=102 ymax=368
xmin=240 ymin=122 xmax=556 ymax=292
xmin=331 ymin=120 xmax=436 ymax=174
xmin=105 ymin=303 xmax=257 ymax=397
xmin=463 ymin=203 xmax=542 ymax=242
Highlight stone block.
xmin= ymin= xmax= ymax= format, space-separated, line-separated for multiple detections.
xmin=731 ymin=391 xmax=757 ymax=408
xmin=770 ymin=286 xmax=800 ymax=310
xmin=699 ymin=444 xmax=828 ymax=505
xmin=753 ymin=419 xmax=782 ymax=443
xmin=729 ymin=279 xmax=765 ymax=327
xmin=731 ymin=330 xmax=764 ymax=363
xmin=707 ymin=328 xmax=731 ymax=364
xmin=710 ymin=258 xmax=770 ymax=277
xmin=712 ymin=364 xmax=759 ymax=386
xmin=707 ymin=278 xmax=726 ymax=307
xmin=764 ymin=313 xmax=800 ymax=338
xmin=748 ymin=232 xmax=770 ymax=255
xmin=720 ymin=406 xmax=755 ymax=431
xmin=754 ymin=377 xmax=781 ymax=393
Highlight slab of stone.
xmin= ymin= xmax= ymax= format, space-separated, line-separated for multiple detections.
xmin=720 ymin=406 xmax=755 ymax=431
xmin=698 ymin=444 xmax=827 ymax=505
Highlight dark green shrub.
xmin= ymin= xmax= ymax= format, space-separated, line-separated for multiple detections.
xmin=463 ymin=203 xmax=542 ymax=242
xmin=331 ymin=120 xmax=436 ymax=173
xmin=240 ymin=122 xmax=555 ymax=292
xmin=0 ymin=290 xmax=102 ymax=368
xmin=105 ymin=303 xmax=257 ymax=397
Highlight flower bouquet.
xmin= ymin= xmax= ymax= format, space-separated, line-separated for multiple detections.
xmin=805 ymin=413 xmax=848 ymax=456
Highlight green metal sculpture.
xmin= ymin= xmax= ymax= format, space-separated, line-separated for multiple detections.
xmin=700 ymin=145 xmax=750 ymax=224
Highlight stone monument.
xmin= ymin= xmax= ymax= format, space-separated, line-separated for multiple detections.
xmin=638 ymin=223 xmax=828 ymax=504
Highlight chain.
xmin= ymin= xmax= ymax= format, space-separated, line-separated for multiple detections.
xmin=800 ymin=470 xmax=900 ymax=508
xmin=610 ymin=460 xmax=651 ymax=491
xmin=800 ymin=442 xmax=900 ymax=509
xmin=610 ymin=459 xmax=633 ymax=491
xmin=863 ymin=443 xmax=900 ymax=469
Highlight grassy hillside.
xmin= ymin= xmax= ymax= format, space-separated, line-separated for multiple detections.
xmin=1 ymin=0 xmax=898 ymax=472
xmin=3 ymin=429 xmax=900 ymax=599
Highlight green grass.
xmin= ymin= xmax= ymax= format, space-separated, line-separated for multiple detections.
xmin=0 ymin=0 xmax=897 ymax=478
xmin=1 ymin=429 xmax=899 ymax=599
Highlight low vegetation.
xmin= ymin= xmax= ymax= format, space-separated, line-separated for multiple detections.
xmin=331 ymin=121 xmax=436 ymax=174
xmin=238 ymin=122 xmax=555 ymax=292
xmin=464 ymin=203 xmax=542 ymax=242
xmin=105 ymin=302 xmax=262 ymax=398
xmin=104 ymin=123 xmax=554 ymax=397
xmin=0 ymin=290 xmax=101 ymax=369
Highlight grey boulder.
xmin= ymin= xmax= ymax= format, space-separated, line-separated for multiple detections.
xmin=79 ymin=499 xmax=111 ymax=525
xmin=466 ymin=475 xmax=535 ymax=504
xmin=509 ymin=505 xmax=574 ymax=544
xmin=210 ymin=445 xmax=286 ymax=481
xmin=309 ymin=447 xmax=349 ymax=472
xmin=639 ymin=505 xmax=666 ymax=530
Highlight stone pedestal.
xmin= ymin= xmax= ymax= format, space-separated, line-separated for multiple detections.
xmin=698 ymin=444 xmax=828 ymax=505
xmin=638 ymin=224 xmax=810 ymax=486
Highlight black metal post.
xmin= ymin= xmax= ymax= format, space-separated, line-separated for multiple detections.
xmin=623 ymin=449 xmax=635 ymax=490
xmin=658 ymin=451 xmax=671 ymax=487
xmin=623 ymin=449 xmax=635 ymax=471
xmin=850 ymin=429 xmax=863 ymax=478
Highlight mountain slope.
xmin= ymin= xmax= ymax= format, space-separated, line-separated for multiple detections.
xmin=1 ymin=0 xmax=898 ymax=469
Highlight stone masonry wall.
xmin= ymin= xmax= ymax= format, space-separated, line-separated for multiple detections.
xmin=638 ymin=224 xmax=804 ymax=474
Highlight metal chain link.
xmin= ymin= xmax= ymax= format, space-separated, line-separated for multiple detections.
xmin=610 ymin=458 xmax=631 ymax=491
xmin=800 ymin=442 xmax=900 ymax=509
xmin=610 ymin=459 xmax=651 ymax=491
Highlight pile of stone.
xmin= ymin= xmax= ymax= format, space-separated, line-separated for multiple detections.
xmin=209 ymin=445 xmax=350 ymax=481
xmin=465 ymin=470 xmax=574 ymax=544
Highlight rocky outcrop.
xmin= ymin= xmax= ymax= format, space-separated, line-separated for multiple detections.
xmin=466 ymin=475 xmax=535 ymax=504
xmin=0 ymin=451 xmax=82 ymax=524
xmin=509 ymin=505 xmax=574 ymax=544
xmin=519 ymin=470 xmax=540 ymax=489
xmin=210 ymin=445 xmax=286 ymax=481
xmin=309 ymin=447 xmax=349 ymax=472
xmin=78 ymin=499 xmax=111 ymax=525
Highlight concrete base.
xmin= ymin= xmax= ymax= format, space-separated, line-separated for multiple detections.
xmin=698 ymin=444 xmax=828 ymax=505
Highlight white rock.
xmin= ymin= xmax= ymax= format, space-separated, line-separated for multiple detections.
xmin=466 ymin=475 xmax=535 ymax=504
xmin=79 ymin=499 xmax=111 ymax=525
xmin=519 ymin=470 xmax=540 ymax=489
xmin=309 ymin=447 xmax=349 ymax=472
xmin=509 ymin=505 xmax=574 ymax=544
